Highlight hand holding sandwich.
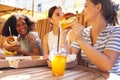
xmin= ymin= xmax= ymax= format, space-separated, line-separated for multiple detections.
xmin=3 ymin=36 xmax=20 ymax=52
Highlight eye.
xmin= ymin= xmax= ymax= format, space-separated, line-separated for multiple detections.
xmin=16 ymin=24 xmax=20 ymax=28
xmin=84 ymin=3 xmax=88 ymax=8
xmin=84 ymin=5 xmax=88 ymax=8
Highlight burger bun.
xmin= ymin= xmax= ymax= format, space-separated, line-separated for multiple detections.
xmin=60 ymin=13 xmax=78 ymax=30
xmin=4 ymin=36 xmax=19 ymax=47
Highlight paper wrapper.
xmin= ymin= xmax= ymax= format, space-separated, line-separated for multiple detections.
xmin=4 ymin=36 xmax=19 ymax=47
xmin=1 ymin=50 xmax=17 ymax=59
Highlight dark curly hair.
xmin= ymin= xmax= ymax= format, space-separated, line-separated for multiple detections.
xmin=2 ymin=13 xmax=36 ymax=36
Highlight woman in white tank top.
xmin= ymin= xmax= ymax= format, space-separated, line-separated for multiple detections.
xmin=43 ymin=6 xmax=80 ymax=63
xmin=43 ymin=6 xmax=63 ymax=59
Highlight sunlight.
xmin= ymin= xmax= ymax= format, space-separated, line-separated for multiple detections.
xmin=1 ymin=74 xmax=31 ymax=80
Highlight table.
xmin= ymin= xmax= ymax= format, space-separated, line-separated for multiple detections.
xmin=0 ymin=66 xmax=109 ymax=80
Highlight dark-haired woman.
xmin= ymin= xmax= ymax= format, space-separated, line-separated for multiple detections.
xmin=72 ymin=0 xmax=120 ymax=76
xmin=43 ymin=6 xmax=64 ymax=59
xmin=2 ymin=13 xmax=42 ymax=56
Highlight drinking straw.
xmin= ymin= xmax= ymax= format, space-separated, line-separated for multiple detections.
xmin=8 ymin=26 xmax=12 ymax=36
xmin=57 ymin=27 xmax=60 ymax=52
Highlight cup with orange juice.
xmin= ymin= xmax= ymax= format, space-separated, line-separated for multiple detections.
xmin=51 ymin=54 xmax=67 ymax=76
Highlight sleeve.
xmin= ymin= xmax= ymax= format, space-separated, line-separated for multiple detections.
xmin=105 ymin=26 xmax=120 ymax=53
xmin=27 ymin=32 xmax=41 ymax=48
xmin=71 ymin=41 xmax=80 ymax=49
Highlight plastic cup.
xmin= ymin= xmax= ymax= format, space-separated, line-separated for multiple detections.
xmin=51 ymin=54 xmax=66 ymax=76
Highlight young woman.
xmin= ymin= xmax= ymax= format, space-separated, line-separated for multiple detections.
xmin=43 ymin=6 xmax=64 ymax=59
xmin=43 ymin=6 xmax=79 ymax=64
xmin=72 ymin=0 xmax=120 ymax=76
xmin=2 ymin=13 xmax=42 ymax=56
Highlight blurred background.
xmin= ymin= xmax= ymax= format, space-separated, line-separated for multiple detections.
xmin=0 ymin=0 xmax=85 ymax=13
xmin=0 ymin=0 xmax=120 ymax=47
xmin=0 ymin=0 xmax=119 ymax=22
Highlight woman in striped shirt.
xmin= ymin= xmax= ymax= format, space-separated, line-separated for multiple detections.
xmin=72 ymin=0 xmax=120 ymax=76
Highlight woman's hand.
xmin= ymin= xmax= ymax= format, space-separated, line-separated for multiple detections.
xmin=43 ymin=55 xmax=49 ymax=60
xmin=11 ymin=45 xmax=20 ymax=52
xmin=71 ymin=22 xmax=85 ymax=42
xmin=60 ymin=29 xmax=70 ymax=47
xmin=4 ymin=44 xmax=20 ymax=52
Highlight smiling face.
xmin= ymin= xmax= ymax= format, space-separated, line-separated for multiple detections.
xmin=15 ymin=18 xmax=28 ymax=37
xmin=83 ymin=0 xmax=100 ymax=23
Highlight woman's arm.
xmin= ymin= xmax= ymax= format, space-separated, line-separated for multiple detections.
xmin=72 ymin=23 xmax=120 ymax=72
xmin=18 ymin=48 xmax=40 ymax=56
xmin=43 ymin=34 xmax=49 ymax=59
xmin=77 ymin=39 xmax=119 ymax=72
xmin=69 ymin=31 xmax=80 ymax=54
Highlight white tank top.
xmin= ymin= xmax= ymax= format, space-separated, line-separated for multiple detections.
xmin=48 ymin=30 xmax=76 ymax=62
xmin=48 ymin=31 xmax=58 ymax=51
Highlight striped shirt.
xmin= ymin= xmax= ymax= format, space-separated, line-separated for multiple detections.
xmin=72 ymin=25 xmax=120 ymax=76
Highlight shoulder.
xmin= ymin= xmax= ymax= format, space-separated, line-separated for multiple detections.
xmin=110 ymin=25 xmax=120 ymax=34
xmin=43 ymin=32 xmax=50 ymax=44
xmin=28 ymin=31 xmax=39 ymax=36
xmin=112 ymin=25 xmax=120 ymax=30
xmin=27 ymin=31 xmax=39 ymax=40
xmin=43 ymin=33 xmax=48 ymax=40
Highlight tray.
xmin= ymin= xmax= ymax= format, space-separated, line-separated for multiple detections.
xmin=5 ymin=56 xmax=47 ymax=68
xmin=0 ymin=60 xmax=9 ymax=68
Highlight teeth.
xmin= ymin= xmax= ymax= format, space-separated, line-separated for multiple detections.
xmin=21 ymin=29 xmax=25 ymax=32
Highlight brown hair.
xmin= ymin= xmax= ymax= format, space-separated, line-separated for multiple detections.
xmin=90 ymin=0 xmax=119 ymax=26
xmin=48 ymin=6 xmax=61 ymax=18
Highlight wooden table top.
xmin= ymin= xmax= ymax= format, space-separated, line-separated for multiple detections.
xmin=0 ymin=65 xmax=109 ymax=80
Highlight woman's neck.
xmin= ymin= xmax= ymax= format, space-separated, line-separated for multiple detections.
xmin=91 ymin=15 xmax=107 ymax=34
xmin=90 ymin=16 xmax=107 ymax=45
xmin=52 ymin=25 xmax=59 ymax=36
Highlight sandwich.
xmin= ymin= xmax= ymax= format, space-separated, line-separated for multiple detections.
xmin=59 ymin=13 xmax=78 ymax=30
xmin=4 ymin=36 xmax=18 ymax=47
xmin=3 ymin=36 xmax=19 ymax=56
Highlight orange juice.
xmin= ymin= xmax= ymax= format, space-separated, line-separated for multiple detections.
xmin=51 ymin=55 xmax=66 ymax=76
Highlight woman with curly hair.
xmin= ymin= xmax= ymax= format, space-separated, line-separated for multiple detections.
xmin=2 ymin=13 xmax=42 ymax=56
